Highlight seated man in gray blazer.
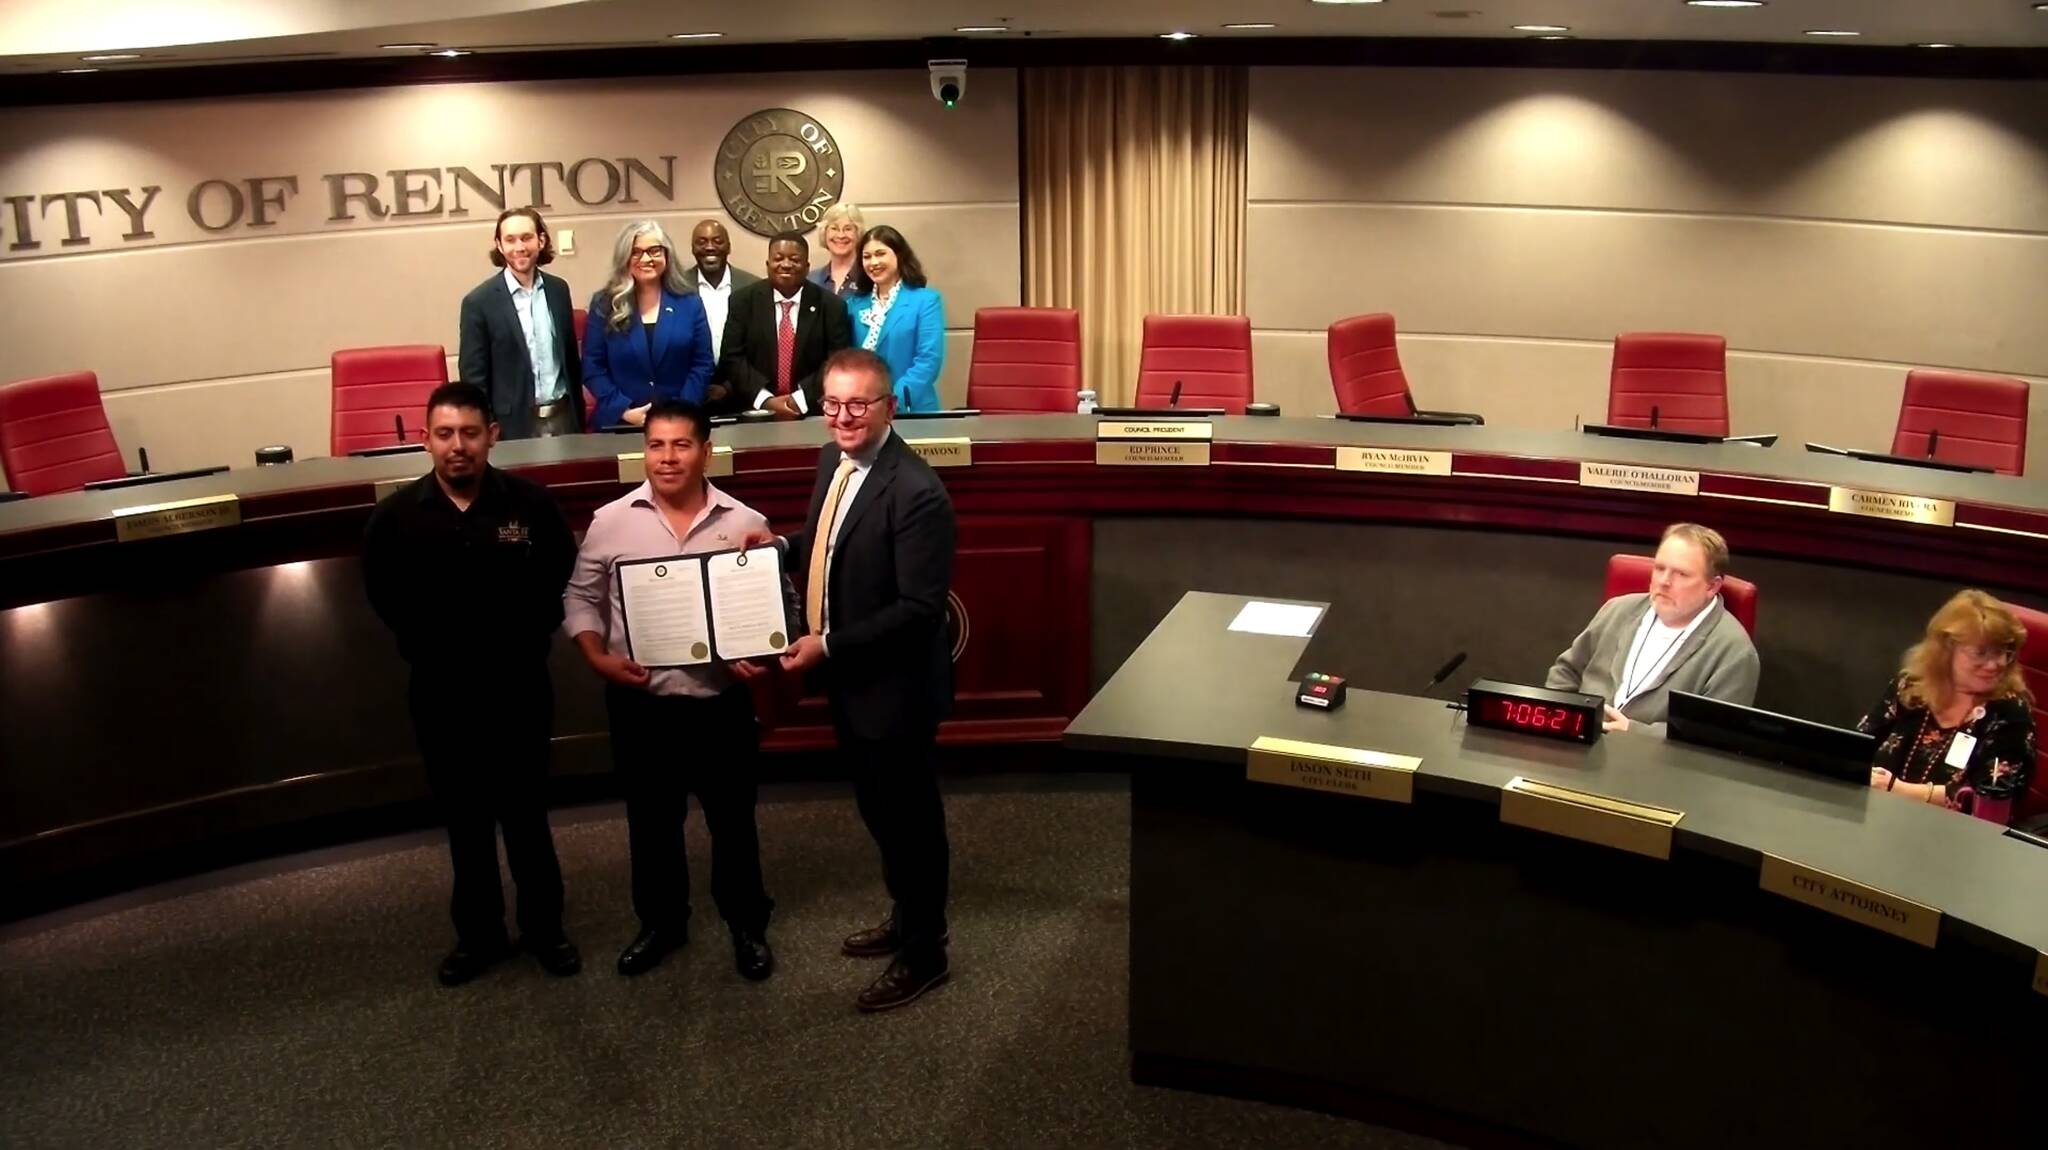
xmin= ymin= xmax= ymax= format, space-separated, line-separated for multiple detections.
xmin=1546 ymin=522 xmax=1760 ymax=734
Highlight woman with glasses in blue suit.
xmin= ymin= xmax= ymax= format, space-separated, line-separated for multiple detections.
xmin=846 ymin=225 xmax=945 ymax=413
xmin=582 ymin=220 xmax=715 ymax=427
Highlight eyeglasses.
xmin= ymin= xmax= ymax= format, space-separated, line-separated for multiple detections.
xmin=1951 ymin=640 xmax=2015 ymax=666
xmin=630 ymin=245 xmax=668 ymax=263
xmin=820 ymin=396 xmax=894 ymax=420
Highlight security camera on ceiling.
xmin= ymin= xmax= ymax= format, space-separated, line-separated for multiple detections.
xmin=929 ymin=59 xmax=967 ymax=108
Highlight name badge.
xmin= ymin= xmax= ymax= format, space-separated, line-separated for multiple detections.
xmin=1944 ymin=731 xmax=1977 ymax=771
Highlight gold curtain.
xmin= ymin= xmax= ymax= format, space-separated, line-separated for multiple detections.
xmin=1022 ymin=66 xmax=1248 ymax=407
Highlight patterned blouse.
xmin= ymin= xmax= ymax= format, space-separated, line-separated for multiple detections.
xmin=1857 ymin=675 xmax=2036 ymax=804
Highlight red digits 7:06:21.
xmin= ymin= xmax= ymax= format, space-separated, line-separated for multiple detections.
xmin=1483 ymin=697 xmax=1587 ymax=737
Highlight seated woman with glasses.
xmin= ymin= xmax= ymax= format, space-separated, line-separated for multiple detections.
xmin=1861 ymin=589 xmax=2036 ymax=821
xmin=582 ymin=219 xmax=714 ymax=427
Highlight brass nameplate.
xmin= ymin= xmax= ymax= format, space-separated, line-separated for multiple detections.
xmin=373 ymin=477 xmax=415 ymax=502
xmin=1828 ymin=486 xmax=1954 ymax=527
xmin=1247 ymin=736 xmax=1419 ymax=804
xmin=1499 ymin=776 xmax=1682 ymax=860
xmin=113 ymin=493 xmax=242 ymax=543
xmin=1096 ymin=420 xmax=1212 ymax=442
xmin=618 ymin=445 xmax=731 ymax=484
xmin=1336 ymin=447 xmax=1452 ymax=476
xmin=908 ymin=437 xmax=972 ymax=468
xmin=1097 ymin=441 xmax=1211 ymax=467
xmin=1758 ymin=854 xmax=1941 ymax=948
xmin=1579 ymin=462 xmax=1700 ymax=496
xmin=2035 ymin=951 xmax=2047 ymax=997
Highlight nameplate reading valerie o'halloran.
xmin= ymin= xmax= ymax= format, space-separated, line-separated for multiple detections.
xmin=619 ymin=445 xmax=733 ymax=484
xmin=1758 ymin=854 xmax=1942 ymax=948
xmin=907 ymin=437 xmax=972 ymax=468
xmin=1246 ymin=736 xmax=1419 ymax=804
xmin=1827 ymin=487 xmax=1954 ymax=527
xmin=1335 ymin=447 xmax=1452 ymax=476
xmin=1578 ymin=462 xmax=1700 ymax=496
xmin=113 ymin=494 xmax=242 ymax=543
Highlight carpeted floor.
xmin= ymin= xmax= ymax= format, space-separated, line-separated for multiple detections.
xmin=0 ymin=775 xmax=1452 ymax=1150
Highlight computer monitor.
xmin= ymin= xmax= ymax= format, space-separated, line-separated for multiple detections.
xmin=1666 ymin=691 xmax=1876 ymax=783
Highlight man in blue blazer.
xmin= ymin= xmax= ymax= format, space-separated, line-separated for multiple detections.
xmin=457 ymin=207 xmax=584 ymax=439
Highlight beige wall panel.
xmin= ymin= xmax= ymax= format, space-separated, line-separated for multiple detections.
xmin=99 ymin=371 xmax=335 ymax=475
xmin=1247 ymin=204 xmax=2046 ymax=378
xmin=1250 ymin=68 xmax=2048 ymax=234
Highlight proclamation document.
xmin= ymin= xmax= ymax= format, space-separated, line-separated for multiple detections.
xmin=616 ymin=556 xmax=713 ymax=667
xmin=705 ymin=545 xmax=793 ymax=661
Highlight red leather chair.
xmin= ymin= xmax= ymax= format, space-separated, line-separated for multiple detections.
xmin=1890 ymin=369 xmax=2029 ymax=476
xmin=1326 ymin=313 xmax=1484 ymax=423
xmin=1607 ymin=333 xmax=1729 ymax=437
xmin=0 ymin=371 xmax=127 ymax=496
xmin=1602 ymin=553 xmax=1757 ymax=636
xmin=1136 ymin=314 xmax=1253 ymax=413
xmin=2006 ymin=602 xmax=2048 ymax=824
xmin=965 ymin=307 xmax=1082 ymax=413
xmin=330 ymin=345 xmax=446 ymax=457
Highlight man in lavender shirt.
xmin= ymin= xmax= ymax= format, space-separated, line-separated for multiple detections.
xmin=563 ymin=399 xmax=778 ymax=981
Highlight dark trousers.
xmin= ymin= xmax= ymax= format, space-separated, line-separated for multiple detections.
xmin=607 ymin=684 xmax=772 ymax=934
xmin=842 ymin=726 xmax=951 ymax=963
xmin=408 ymin=666 xmax=564 ymax=949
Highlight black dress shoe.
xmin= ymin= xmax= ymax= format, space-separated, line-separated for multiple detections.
xmin=841 ymin=915 xmax=951 ymax=958
xmin=856 ymin=954 xmax=950 ymax=1012
xmin=733 ymin=928 xmax=775 ymax=982
xmin=437 ymin=940 xmax=509 ymax=987
xmin=522 ymin=934 xmax=582 ymax=977
xmin=617 ymin=925 xmax=687 ymax=976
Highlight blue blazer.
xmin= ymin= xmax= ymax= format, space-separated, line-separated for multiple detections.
xmin=580 ymin=289 xmax=715 ymax=426
xmin=847 ymin=284 xmax=945 ymax=413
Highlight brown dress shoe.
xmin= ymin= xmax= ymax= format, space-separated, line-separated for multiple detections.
xmin=856 ymin=954 xmax=950 ymax=1012
xmin=842 ymin=914 xmax=951 ymax=958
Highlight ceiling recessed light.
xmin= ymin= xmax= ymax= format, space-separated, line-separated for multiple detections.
xmin=954 ymin=27 xmax=1008 ymax=33
xmin=668 ymin=32 xmax=724 ymax=40
xmin=81 ymin=53 xmax=140 ymax=61
xmin=57 ymin=67 xmax=98 ymax=74
xmin=1160 ymin=31 xmax=1198 ymax=40
xmin=1913 ymin=42 xmax=1959 ymax=49
xmin=1802 ymin=29 xmax=1860 ymax=37
xmin=1686 ymin=1 xmax=1766 ymax=7
xmin=429 ymin=48 xmax=472 ymax=57
xmin=1222 ymin=23 xmax=1278 ymax=30
xmin=1513 ymin=25 xmax=1569 ymax=33
xmin=1310 ymin=1 xmax=1386 ymax=6
xmin=1530 ymin=34 xmax=1574 ymax=40
xmin=378 ymin=43 xmax=434 ymax=50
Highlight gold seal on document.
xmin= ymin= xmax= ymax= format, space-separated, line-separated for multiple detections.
xmin=691 ymin=642 xmax=709 ymax=661
xmin=769 ymin=631 xmax=786 ymax=650
xmin=714 ymin=108 xmax=846 ymax=238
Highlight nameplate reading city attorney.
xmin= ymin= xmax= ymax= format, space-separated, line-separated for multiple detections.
xmin=1094 ymin=421 xmax=1213 ymax=442
xmin=1246 ymin=736 xmax=1419 ymax=804
xmin=1827 ymin=486 xmax=1955 ymax=528
xmin=1578 ymin=462 xmax=1700 ymax=497
xmin=907 ymin=437 xmax=972 ymax=468
xmin=1336 ymin=447 xmax=1453 ymax=476
xmin=113 ymin=493 xmax=242 ymax=543
xmin=617 ymin=444 xmax=733 ymax=484
xmin=1757 ymin=854 xmax=1941 ymax=948
xmin=1498 ymin=776 xmax=1682 ymax=860
xmin=1096 ymin=441 xmax=1211 ymax=467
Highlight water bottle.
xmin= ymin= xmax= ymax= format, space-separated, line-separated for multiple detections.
xmin=1076 ymin=389 xmax=1098 ymax=415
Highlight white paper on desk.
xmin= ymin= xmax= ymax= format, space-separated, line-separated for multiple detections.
xmin=618 ymin=557 xmax=712 ymax=667
xmin=707 ymin=546 xmax=792 ymax=661
xmin=1228 ymin=600 xmax=1324 ymax=638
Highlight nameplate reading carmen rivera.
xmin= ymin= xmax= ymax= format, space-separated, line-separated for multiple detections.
xmin=907 ymin=437 xmax=972 ymax=468
xmin=1094 ymin=421 xmax=1213 ymax=442
xmin=618 ymin=445 xmax=732 ymax=484
xmin=1758 ymin=854 xmax=1942 ymax=948
xmin=1498 ymin=776 xmax=1682 ymax=861
xmin=1827 ymin=487 xmax=1955 ymax=528
xmin=1246 ymin=736 xmax=1419 ymax=804
xmin=1096 ymin=441 xmax=1211 ymax=467
xmin=1336 ymin=447 xmax=1452 ymax=476
xmin=113 ymin=493 xmax=242 ymax=543
xmin=1578 ymin=462 xmax=1700 ymax=496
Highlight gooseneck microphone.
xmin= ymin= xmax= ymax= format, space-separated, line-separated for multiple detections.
xmin=1926 ymin=428 xmax=1940 ymax=460
xmin=1168 ymin=380 xmax=1184 ymax=408
xmin=394 ymin=414 xmax=407 ymax=444
xmin=1649 ymin=404 xmax=1661 ymax=429
xmin=1421 ymin=651 xmax=1468 ymax=694
xmin=137 ymin=446 xmax=152 ymax=474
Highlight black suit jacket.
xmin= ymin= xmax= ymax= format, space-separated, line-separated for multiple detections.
xmin=457 ymin=270 xmax=584 ymax=439
xmin=720 ymin=281 xmax=853 ymax=415
xmin=787 ymin=432 xmax=956 ymax=741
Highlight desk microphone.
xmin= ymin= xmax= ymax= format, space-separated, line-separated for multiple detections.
xmin=137 ymin=446 xmax=152 ymax=474
xmin=1168 ymin=380 xmax=1184 ymax=408
xmin=1650 ymin=405 xmax=1661 ymax=429
xmin=394 ymin=414 xmax=407 ymax=444
xmin=1421 ymin=651 xmax=1468 ymax=694
xmin=1926 ymin=428 xmax=1940 ymax=459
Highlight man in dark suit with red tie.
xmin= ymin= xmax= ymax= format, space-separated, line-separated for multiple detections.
xmin=741 ymin=348 xmax=956 ymax=1011
xmin=714 ymin=231 xmax=853 ymax=418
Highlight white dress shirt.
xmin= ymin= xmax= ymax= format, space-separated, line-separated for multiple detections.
xmin=753 ymin=288 xmax=809 ymax=414
xmin=504 ymin=268 xmax=565 ymax=404
xmin=696 ymin=269 xmax=735 ymax=363
xmin=1615 ymin=596 xmax=1717 ymax=709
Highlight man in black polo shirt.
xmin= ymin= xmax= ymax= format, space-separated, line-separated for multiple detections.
xmin=363 ymin=382 xmax=582 ymax=986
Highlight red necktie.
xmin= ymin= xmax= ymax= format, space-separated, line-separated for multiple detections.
xmin=776 ymin=300 xmax=796 ymax=396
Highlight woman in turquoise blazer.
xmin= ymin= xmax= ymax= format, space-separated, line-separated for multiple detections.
xmin=846 ymin=225 xmax=945 ymax=413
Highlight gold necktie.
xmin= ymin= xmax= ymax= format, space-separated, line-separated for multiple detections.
xmin=805 ymin=457 xmax=858 ymax=635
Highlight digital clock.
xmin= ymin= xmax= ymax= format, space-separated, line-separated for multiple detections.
xmin=1465 ymin=679 xmax=1604 ymax=744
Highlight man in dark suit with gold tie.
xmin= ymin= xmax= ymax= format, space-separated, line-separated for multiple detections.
xmin=714 ymin=231 xmax=853 ymax=418
xmin=742 ymin=347 xmax=957 ymax=1010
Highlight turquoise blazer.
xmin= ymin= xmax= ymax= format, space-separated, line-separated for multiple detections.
xmin=847 ymin=284 xmax=945 ymax=412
